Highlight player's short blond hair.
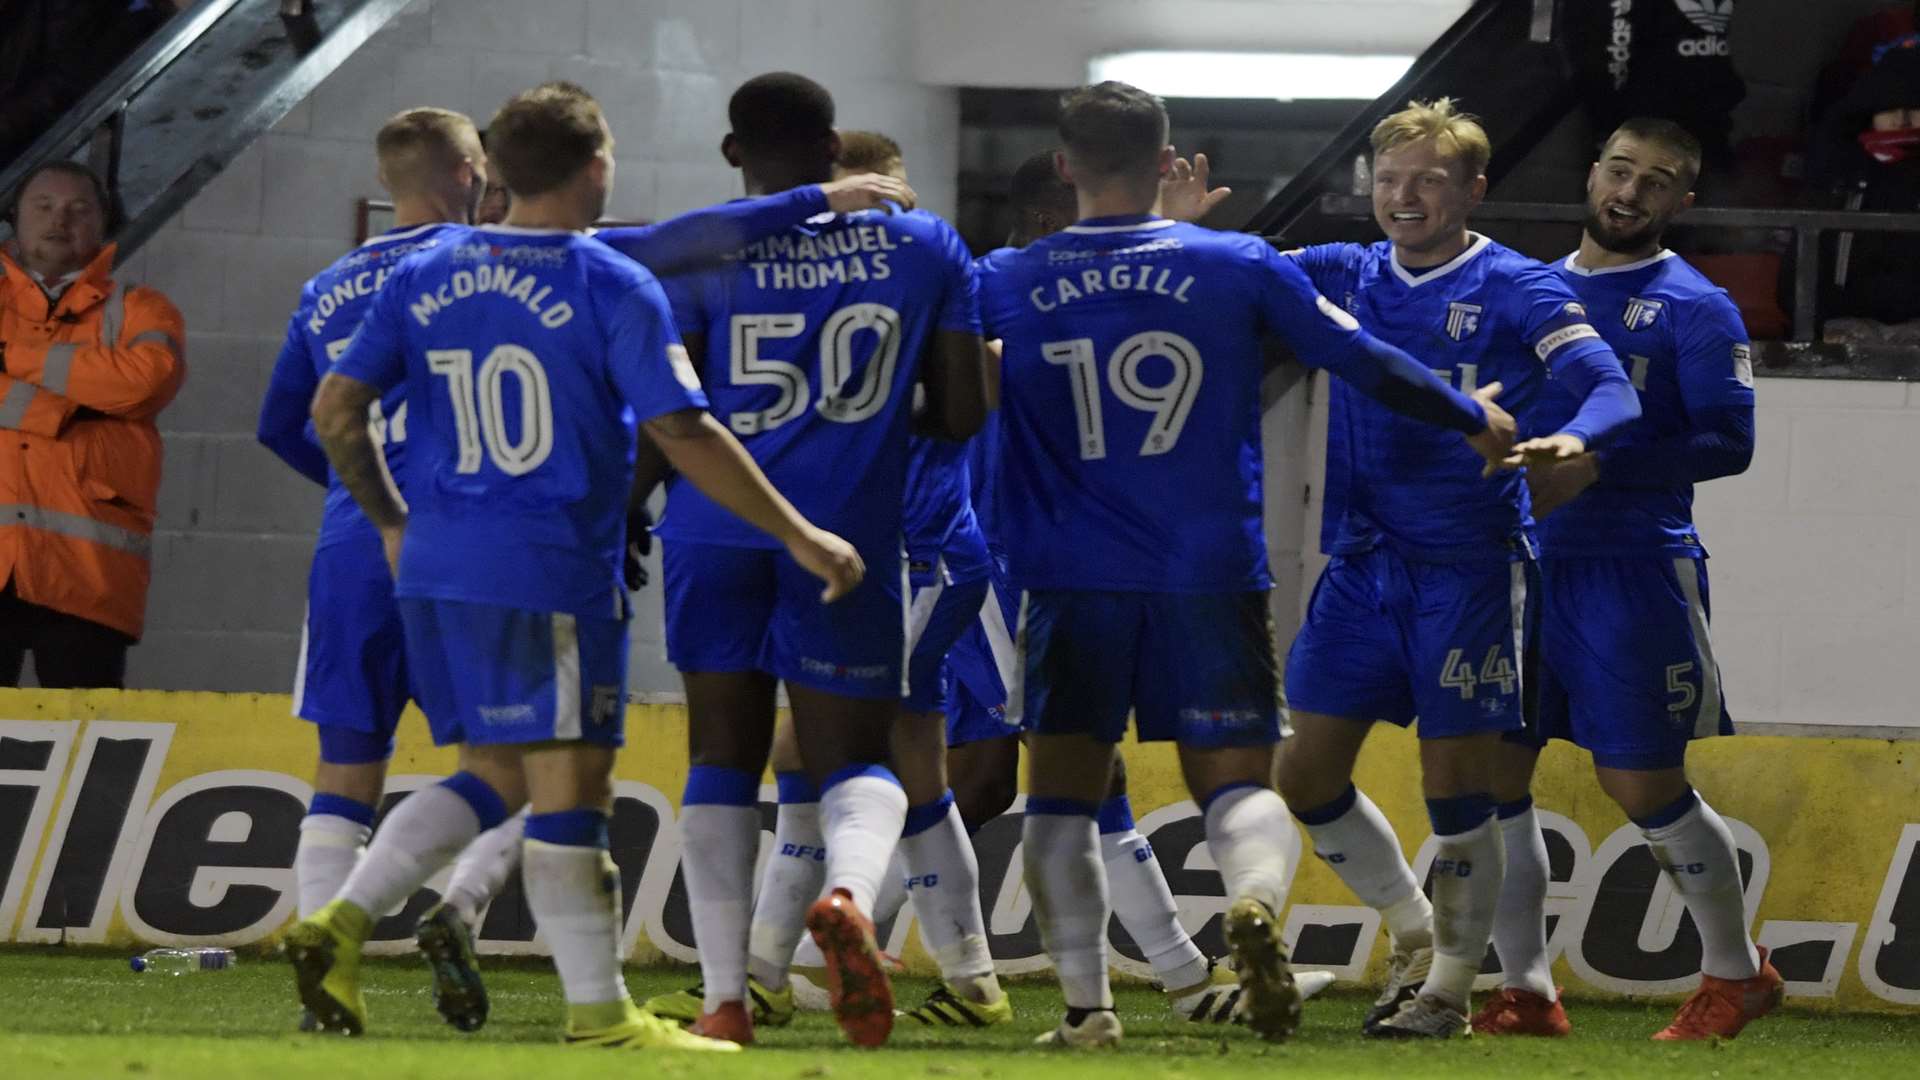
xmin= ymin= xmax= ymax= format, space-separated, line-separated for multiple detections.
xmin=1370 ymin=98 xmax=1490 ymax=182
xmin=375 ymin=107 xmax=480 ymax=197
xmin=836 ymin=130 xmax=904 ymax=178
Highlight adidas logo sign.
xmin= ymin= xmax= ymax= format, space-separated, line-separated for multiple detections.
xmin=1678 ymin=34 xmax=1731 ymax=56
xmin=1674 ymin=0 xmax=1732 ymax=35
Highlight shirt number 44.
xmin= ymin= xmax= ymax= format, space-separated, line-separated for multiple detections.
xmin=1439 ymin=645 xmax=1518 ymax=701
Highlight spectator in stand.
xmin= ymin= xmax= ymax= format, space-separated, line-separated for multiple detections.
xmin=1810 ymin=40 xmax=1920 ymax=339
xmin=0 ymin=1 xmax=182 ymax=168
xmin=0 ymin=160 xmax=185 ymax=687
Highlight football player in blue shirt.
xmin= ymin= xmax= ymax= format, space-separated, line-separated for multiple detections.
xmin=1470 ymin=119 xmax=1778 ymax=1042
xmin=641 ymin=74 xmax=988 ymax=1049
xmin=259 ymin=108 xmax=923 ymax=1034
xmin=284 ymin=82 xmax=860 ymax=1052
xmin=981 ymin=82 xmax=1518 ymax=1049
xmin=1271 ymin=98 xmax=1642 ymax=1039
xmin=717 ymin=131 xmax=1012 ymax=1034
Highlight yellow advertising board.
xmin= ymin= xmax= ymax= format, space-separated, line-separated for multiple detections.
xmin=2 ymin=688 xmax=1916 ymax=1012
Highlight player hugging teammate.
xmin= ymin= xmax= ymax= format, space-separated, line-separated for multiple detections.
xmin=270 ymin=67 xmax=1771 ymax=1053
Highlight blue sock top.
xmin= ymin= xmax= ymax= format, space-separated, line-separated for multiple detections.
xmin=308 ymin=792 xmax=377 ymax=828
xmin=683 ymin=765 xmax=758 ymax=807
xmin=903 ymin=792 xmax=955 ymax=838
xmin=1095 ymin=794 xmax=1135 ymax=835
xmin=525 ymin=808 xmax=609 ymax=848
xmin=1293 ymin=784 xmax=1359 ymax=826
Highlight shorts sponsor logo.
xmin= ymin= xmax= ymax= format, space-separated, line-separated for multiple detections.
xmin=1177 ymin=707 xmax=1266 ymax=729
xmin=477 ymin=704 xmax=535 ymax=725
xmin=797 ymin=657 xmax=889 ymax=682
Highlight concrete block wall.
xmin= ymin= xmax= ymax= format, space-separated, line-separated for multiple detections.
xmin=1288 ymin=376 xmax=1920 ymax=731
xmin=96 ymin=0 xmax=959 ymax=693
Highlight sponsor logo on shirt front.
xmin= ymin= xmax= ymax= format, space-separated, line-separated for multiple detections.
xmin=1624 ymin=297 xmax=1665 ymax=331
xmin=1445 ymin=301 xmax=1483 ymax=341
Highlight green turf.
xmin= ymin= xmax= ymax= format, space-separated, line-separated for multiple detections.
xmin=0 ymin=949 xmax=1915 ymax=1079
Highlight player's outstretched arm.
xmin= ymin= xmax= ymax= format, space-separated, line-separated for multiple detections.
xmin=1501 ymin=354 xmax=1640 ymax=470
xmin=311 ymin=371 xmax=406 ymax=572
xmin=642 ymin=407 xmax=865 ymax=602
xmin=597 ymin=174 xmax=917 ymax=277
xmin=916 ymin=331 xmax=990 ymax=442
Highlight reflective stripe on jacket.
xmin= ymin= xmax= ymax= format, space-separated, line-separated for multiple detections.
xmin=0 ymin=242 xmax=186 ymax=638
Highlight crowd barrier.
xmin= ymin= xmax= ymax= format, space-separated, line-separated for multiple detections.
xmin=2 ymin=689 xmax=1915 ymax=1011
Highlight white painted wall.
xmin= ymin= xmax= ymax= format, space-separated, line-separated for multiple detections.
xmin=1289 ymin=375 xmax=1920 ymax=731
xmin=107 ymin=0 xmax=959 ymax=693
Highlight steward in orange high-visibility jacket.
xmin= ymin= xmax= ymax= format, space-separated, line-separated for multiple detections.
xmin=1 ymin=161 xmax=185 ymax=685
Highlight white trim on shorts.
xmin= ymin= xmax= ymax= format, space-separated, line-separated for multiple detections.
xmin=898 ymin=552 xmax=912 ymax=697
xmin=1005 ymin=590 xmax=1031 ymax=727
xmin=1673 ymin=557 xmax=1724 ymax=738
xmin=1509 ymin=561 xmax=1528 ymax=700
xmin=291 ymin=605 xmax=311 ymax=717
xmin=552 ymin=612 xmax=582 ymax=740
xmin=905 ymin=556 xmax=949 ymax=658
xmin=979 ymin=581 xmax=1018 ymax=692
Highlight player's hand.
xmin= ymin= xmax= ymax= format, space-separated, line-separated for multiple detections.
xmin=624 ymin=503 xmax=654 ymax=591
xmin=378 ymin=523 xmax=406 ymax=578
xmin=788 ymin=525 xmax=865 ymax=603
xmin=820 ymin=173 xmax=917 ymax=214
xmin=1159 ymin=152 xmax=1232 ymax=223
xmin=1525 ymin=452 xmax=1600 ymax=518
xmin=1464 ymin=381 xmax=1516 ymax=476
xmin=1502 ymin=433 xmax=1589 ymax=471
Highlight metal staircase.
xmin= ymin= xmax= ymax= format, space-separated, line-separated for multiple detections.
xmin=0 ymin=0 xmax=412 ymax=264
xmin=1244 ymin=0 xmax=1575 ymax=245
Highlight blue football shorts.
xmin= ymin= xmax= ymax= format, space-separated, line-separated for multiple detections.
xmin=944 ymin=566 xmax=1024 ymax=747
xmin=1284 ymin=547 xmax=1532 ymax=738
xmin=1016 ymin=589 xmax=1283 ymax=747
xmin=904 ymin=556 xmax=990 ymax=714
xmin=661 ymin=539 xmax=907 ymax=700
xmin=293 ymin=536 xmax=409 ymax=763
xmin=1531 ymin=555 xmax=1732 ymax=770
xmin=399 ymin=598 xmax=629 ymax=748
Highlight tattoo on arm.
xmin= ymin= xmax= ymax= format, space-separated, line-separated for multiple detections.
xmin=312 ymin=374 xmax=406 ymax=528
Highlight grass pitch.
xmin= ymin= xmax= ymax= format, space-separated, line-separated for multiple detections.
xmin=1 ymin=948 xmax=1916 ymax=1079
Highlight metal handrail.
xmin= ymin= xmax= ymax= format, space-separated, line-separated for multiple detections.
xmin=1310 ymin=195 xmax=1920 ymax=342
xmin=0 ymin=0 xmax=249 ymax=202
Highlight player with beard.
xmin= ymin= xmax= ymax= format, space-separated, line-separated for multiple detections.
xmin=1470 ymin=118 xmax=1779 ymax=1042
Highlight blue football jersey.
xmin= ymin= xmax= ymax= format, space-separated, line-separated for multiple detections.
xmin=330 ymin=225 xmax=707 ymax=618
xmin=1293 ymin=233 xmax=1619 ymax=562
xmin=1538 ymin=250 xmax=1755 ymax=557
xmin=655 ymin=207 xmax=980 ymax=556
xmin=267 ymin=223 xmax=454 ymax=549
xmin=980 ymin=215 xmax=1428 ymax=593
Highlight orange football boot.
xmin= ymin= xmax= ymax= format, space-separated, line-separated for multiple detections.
xmin=1653 ymin=947 xmax=1784 ymax=1041
xmin=1470 ymin=987 xmax=1572 ymax=1036
xmin=805 ymin=888 xmax=894 ymax=1047
xmin=688 ymin=1000 xmax=754 ymax=1045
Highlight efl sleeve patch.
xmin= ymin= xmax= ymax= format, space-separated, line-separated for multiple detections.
xmin=1533 ymin=322 xmax=1600 ymax=361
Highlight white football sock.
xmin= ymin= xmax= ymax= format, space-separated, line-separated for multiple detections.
xmin=1420 ymin=812 xmax=1504 ymax=1009
xmin=1024 ymin=809 xmax=1111 ymax=1010
xmin=901 ymin=800 xmax=998 ymax=997
xmin=339 ymin=784 xmax=481 ymax=918
xmin=872 ymin=851 xmax=911 ymax=928
xmin=522 ymin=838 xmax=626 ymax=1006
xmin=1491 ymin=802 xmax=1556 ymax=1000
xmin=678 ymin=802 xmax=760 ymax=1010
xmin=819 ymin=771 xmax=907 ymax=914
xmin=1203 ymin=785 xmax=1294 ymax=915
xmin=1101 ymin=828 xmax=1208 ymax=992
xmin=747 ymin=799 xmax=826 ymax=991
xmin=295 ymin=814 xmax=369 ymax=919
xmin=1300 ymin=787 xmax=1432 ymax=948
xmin=1642 ymin=793 xmax=1760 ymax=980
xmin=442 ymin=811 xmax=527 ymax=927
